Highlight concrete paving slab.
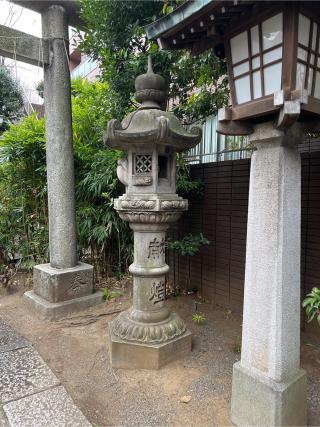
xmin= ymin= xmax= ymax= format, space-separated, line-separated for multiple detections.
xmin=3 ymin=386 xmax=91 ymax=427
xmin=0 ymin=347 xmax=59 ymax=403
xmin=0 ymin=320 xmax=30 ymax=354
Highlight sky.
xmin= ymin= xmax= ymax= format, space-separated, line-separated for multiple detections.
xmin=0 ymin=0 xmax=43 ymax=104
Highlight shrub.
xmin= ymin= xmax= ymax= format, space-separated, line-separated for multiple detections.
xmin=0 ymin=115 xmax=47 ymax=268
xmin=0 ymin=66 xmax=24 ymax=134
xmin=0 ymin=78 xmax=204 ymax=279
xmin=192 ymin=312 xmax=206 ymax=324
xmin=166 ymin=233 xmax=210 ymax=257
xmin=176 ymin=154 xmax=204 ymax=198
xmin=303 ymin=287 xmax=320 ymax=325
xmin=0 ymin=79 xmax=132 ymax=277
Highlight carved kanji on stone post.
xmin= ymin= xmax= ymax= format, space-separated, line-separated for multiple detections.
xmin=0 ymin=1 xmax=103 ymax=320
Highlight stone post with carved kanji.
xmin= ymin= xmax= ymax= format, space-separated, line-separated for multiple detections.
xmin=104 ymin=57 xmax=202 ymax=369
xmin=23 ymin=4 xmax=103 ymax=320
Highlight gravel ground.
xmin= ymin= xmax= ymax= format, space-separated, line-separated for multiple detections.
xmin=0 ymin=289 xmax=319 ymax=426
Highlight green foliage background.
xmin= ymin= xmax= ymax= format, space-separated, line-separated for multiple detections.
xmin=0 ymin=1 xmax=227 ymax=277
xmin=0 ymin=79 xmax=132 ymax=276
xmin=78 ymin=0 xmax=229 ymax=123
xmin=0 ymin=66 xmax=24 ymax=134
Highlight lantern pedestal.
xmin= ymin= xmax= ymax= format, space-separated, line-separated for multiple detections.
xmin=109 ymin=208 xmax=192 ymax=369
xmin=110 ymin=321 xmax=192 ymax=370
xmin=231 ymin=123 xmax=307 ymax=426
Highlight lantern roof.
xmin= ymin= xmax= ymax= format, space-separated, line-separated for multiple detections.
xmin=10 ymin=0 xmax=85 ymax=29
xmin=104 ymin=57 xmax=202 ymax=152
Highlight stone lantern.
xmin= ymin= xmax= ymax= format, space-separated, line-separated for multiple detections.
xmin=217 ymin=4 xmax=320 ymax=135
xmin=104 ymin=57 xmax=202 ymax=369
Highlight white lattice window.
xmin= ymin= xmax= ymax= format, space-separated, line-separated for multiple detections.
xmin=135 ymin=154 xmax=152 ymax=174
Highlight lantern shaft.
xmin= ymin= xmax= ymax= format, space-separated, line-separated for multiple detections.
xmin=110 ymin=221 xmax=191 ymax=369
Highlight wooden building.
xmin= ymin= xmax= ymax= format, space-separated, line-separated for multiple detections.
xmin=147 ymin=1 xmax=320 ymax=334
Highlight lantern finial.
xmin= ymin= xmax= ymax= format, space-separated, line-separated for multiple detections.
xmin=147 ymin=55 xmax=153 ymax=73
xmin=134 ymin=56 xmax=168 ymax=109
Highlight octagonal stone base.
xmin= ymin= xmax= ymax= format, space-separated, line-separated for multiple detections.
xmin=109 ymin=326 xmax=192 ymax=370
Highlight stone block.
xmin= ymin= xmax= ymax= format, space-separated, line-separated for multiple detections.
xmin=0 ymin=320 xmax=30 ymax=354
xmin=110 ymin=328 xmax=192 ymax=369
xmin=231 ymin=362 xmax=307 ymax=426
xmin=24 ymin=290 xmax=104 ymax=321
xmin=0 ymin=347 xmax=59 ymax=404
xmin=33 ymin=262 xmax=94 ymax=303
xmin=3 ymin=386 xmax=91 ymax=427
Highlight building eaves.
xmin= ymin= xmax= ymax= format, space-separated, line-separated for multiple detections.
xmin=146 ymin=1 xmax=260 ymax=55
xmin=145 ymin=0 xmax=215 ymax=40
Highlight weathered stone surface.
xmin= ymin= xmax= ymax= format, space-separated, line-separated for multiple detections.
xmin=110 ymin=328 xmax=192 ymax=369
xmin=0 ymin=321 xmax=91 ymax=426
xmin=42 ymin=5 xmax=77 ymax=269
xmin=0 ymin=406 xmax=9 ymax=427
xmin=33 ymin=262 xmax=94 ymax=303
xmin=108 ymin=217 xmax=191 ymax=369
xmin=0 ymin=320 xmax=30 ymax=354
xmin=231 ymin=362 xmax=307 ymax=426
xmin=111 ymin=310 xmax=187 ymax=343
xmin=242 ymin=124 xmax=302 ymax=379
xmin=0 ymin=347 xmax=59 ymax=403
xmin=27 ymin=5 xmax=98 ymax=321
xmin=24 ymin=290 xmax=104 ymax=321
xmin=3 ymin=386 xmax=91 ymax=427
xmin=105 ymin=58 xmax=196 ymax=369
xmin=231 ymin=122 xmax=306 ymax=426
xmin=0 ymin=24 xmax=49 ymax=67
xmin=114 ymin=195 xmax=188 ymax=212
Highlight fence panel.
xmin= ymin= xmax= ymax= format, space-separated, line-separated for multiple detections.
xmin=169 ymin=151 xmax=320 ymax=315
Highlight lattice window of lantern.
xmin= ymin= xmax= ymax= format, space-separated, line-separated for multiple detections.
xmin=134 ymin=154 xmax=152 ymax=174
xmin=229 ymin=12 xmax=283 ymax=104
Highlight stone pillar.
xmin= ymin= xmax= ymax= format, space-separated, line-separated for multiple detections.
xmin=24 ymin=5 xmax=102 ymax=320
xmin=231 ymin=122 xmax=307 ymax=426
xmin=42 ymin=5 xmax=77 ymax=270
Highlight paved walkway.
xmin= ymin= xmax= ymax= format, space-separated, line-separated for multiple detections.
xmin=0 ymin=319 xmax=91 ymax=427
